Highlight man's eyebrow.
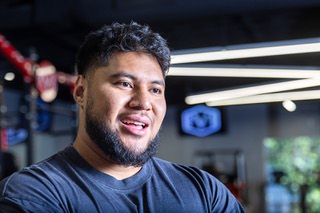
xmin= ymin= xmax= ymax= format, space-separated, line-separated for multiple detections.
xmin=111 ymin=72 xmax=137 ymax=80
xmin=151 ymin=79 xmax=165 ymax=87
xmin=111 ymin=72 xmax=165 ymax=86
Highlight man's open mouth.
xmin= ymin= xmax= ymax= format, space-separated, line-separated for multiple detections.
xmin=121 ymin=120 xmax=147 ymax=129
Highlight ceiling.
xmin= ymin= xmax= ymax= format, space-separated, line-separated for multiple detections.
xmin=2 ymin=0 xmax=320 ymax=106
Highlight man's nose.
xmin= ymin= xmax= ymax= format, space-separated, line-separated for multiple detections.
xmin=129 ymin=89 xmax=152 ymax=110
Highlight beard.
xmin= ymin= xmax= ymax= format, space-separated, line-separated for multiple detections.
xmin=84 ymin=99 xmax=161 ymax=167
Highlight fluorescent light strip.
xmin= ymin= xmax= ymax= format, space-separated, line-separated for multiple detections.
xmin=171 ymin=37 xmax=320 ymax=64
xmin=185 ymin=77 xmax=320 ymax=105
xmin=206 ymin=90 xmax=320 ymax=107
xmin=168 ymin=66 xmax=320 ymax=78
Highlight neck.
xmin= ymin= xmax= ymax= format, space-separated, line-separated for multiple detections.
xmin=72 ymin=136 xmax=142 ymax=180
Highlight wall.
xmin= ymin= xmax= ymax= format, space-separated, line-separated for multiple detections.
xmin=269 ymin=101 xmax=320 ymax=138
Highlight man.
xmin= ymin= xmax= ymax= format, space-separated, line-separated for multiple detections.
xmin=0 ymin=22 xmax=245 ymax=212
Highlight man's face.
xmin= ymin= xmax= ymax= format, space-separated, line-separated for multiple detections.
xmin=83 ymin=52 xmax=166 ymax=166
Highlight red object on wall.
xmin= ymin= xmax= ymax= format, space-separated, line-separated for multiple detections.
xmin=0 ymin=33 xmax=33 ymax=83
xmin=35 ymin=60 xmax=58 ymax=102
xmin=0 ymin=33 xmax=76 ymax=96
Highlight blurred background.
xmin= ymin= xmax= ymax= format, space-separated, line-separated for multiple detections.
xmin=1 ymin=0 xmax=320 ymax=212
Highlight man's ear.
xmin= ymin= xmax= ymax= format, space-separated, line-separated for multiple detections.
xmin=73 ymin=75 xmax=85 ymax=106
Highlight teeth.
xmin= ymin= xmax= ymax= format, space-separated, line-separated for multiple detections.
xmin=122 ymin=120 xmax=146 ymax=127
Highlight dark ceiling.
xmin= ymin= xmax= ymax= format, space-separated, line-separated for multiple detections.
xmin=2 ymin=0 xmax=320 ymax=106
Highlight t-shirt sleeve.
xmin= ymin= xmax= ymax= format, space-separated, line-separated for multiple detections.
xmin=0 ymin=172 xmax=64 ymax=212
xmin=153 ymin=158 xmax=246 ymax=212
xmin=0 ymin=197 xmax=62 ymax=213
xmin=204 ymin=171 xmax=246 ymax=212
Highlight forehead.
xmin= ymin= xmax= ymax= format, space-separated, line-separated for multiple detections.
xmin=105 ymin=52 xmax=164 ymax=80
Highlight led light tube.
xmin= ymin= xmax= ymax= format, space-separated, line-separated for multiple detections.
xmin=171 ymin=37 xmax=320 ymax=64
xmin=168 ymin=66 xmax=320 ymax=78
xmin=206 ymin=90 xmax=320 ymax=107
xmin=185 ymin=77 xmax=320 ymax=105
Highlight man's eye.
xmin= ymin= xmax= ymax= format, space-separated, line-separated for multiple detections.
xmin=118 ymin=82 xmax=131 ymax=88
xmin=152 ymin=88 xmax=162 ymax=94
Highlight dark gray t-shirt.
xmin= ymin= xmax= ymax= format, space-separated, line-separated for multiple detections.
xmin=0 ymin=146 xmax=245 ymax=212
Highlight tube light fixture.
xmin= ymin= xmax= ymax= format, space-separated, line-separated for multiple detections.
xmin=171 ymin=37 xmax=320 ymax=64
xmin=185 ymin=77 xmax=320 ymax=105
xmin=206 ymin=90 xmax=320 ymax=107
xmin=168 ymin=65 xmax=320 ymax=78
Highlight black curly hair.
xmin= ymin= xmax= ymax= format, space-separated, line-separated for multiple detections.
xmin=75 ymin=21 xmax=171 ymax=78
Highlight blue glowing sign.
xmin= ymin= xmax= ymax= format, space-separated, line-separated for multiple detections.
xmin=181 ymin=105 xmax=221 ymax=137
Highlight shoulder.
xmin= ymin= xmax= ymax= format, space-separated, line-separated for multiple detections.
xmin=151 ymin=157 xmax=216 ymax=180
xmin=0 ymin=152 xmax=64 ymax=197
xmin=149 ymin=157 xmax=245 ymax=212
xmin=0 ymin=145 xmax=78 ymax=192
xmin=150 ymin=157 xmax=226 ymax=192
xmin=0 ymin=147 xmax=75 ymax=211
xmin=0 ymin=166 xmax=59 ymax=212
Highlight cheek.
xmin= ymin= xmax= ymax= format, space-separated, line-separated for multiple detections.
xmin=87 ymin=90 xmax=113 ymax=116
xmin=96 ymin=93 xmax=128 ymax=121
xmin=154 ymin=100 xmax=167 ymax=124
xmin=95 ymin=87 xmax=118 ymax=108
xmin=98 ymin=99 xmax=117 ymax=117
